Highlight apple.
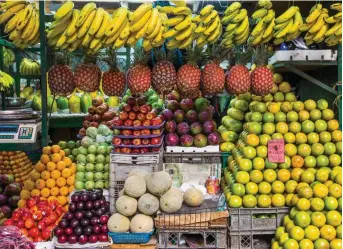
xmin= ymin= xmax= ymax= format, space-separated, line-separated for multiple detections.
xmin=151 ymin=148 xmax=160 ymax=152
xmin=95 ymin=163 xmax=104 ymax=172
xmin=75 ymin=181 xmax=85 ymax=190
xmin=133 ymin=130 xmax=141 ymax=136
xmin=86 ymin=154 xmax=96 ymax=163
xmin=124 ymin=120 xmax=133 ymax=126
xmin=85 ymin=163 xmax=95 ymax=172
xmin=85 ymin=114 xmax=93 ymax=121
xmin=85 ymin=172 xmax=94 ymax=181
xmin=151 ymin=129 xmax=161 ymax=135
xmin=96 ymin=155 xmax=106 ymax=163
xmin=122 ymin=104 xmax=131 ymax=112
xmin=142 ymin=120 xmax=151 ymax=126
xmin=113 ymin=129 xmax=120 ymax=135
xmin=140 ymin=148 xmax=149 ymax=153
xmin=151 ymin=137 xmax=162 ymax=145
xmin=142 ymin=139 xmax=150 ymax=145
xmin=139 ymin=105 xmax=149 ymax=114
xmin=85 ymin=181 xmax=95 ymax=190
xmin=121 ymin=148 xmax=131 ymax=154
xmin=112 ymin=138 xmax=122 ymax=145
xmin=103 ymin=172 xmax=109 ymax=181
xmin=133 ymin=120 xmax=142 ymax=127
xmin=132 ymin=138 xmax=141 ymax=145
xmin=128 ymin=112 xmax=136 ymax=120
xmin=112 ymin=118 xmax=123 ymax=126
xmin=133 ymin=106 xmax=140 ymax=112
xmin=140 ymin=129 xmax=151 ymax=135
xmin=94 ymin=172 xmax=103 ymax=181
xmin=76 ymin=172 xmax=85 ymax=181
xmin=122 ymin=130 xmax=133 ymax=136
xmin=89 ymin=122 xmax=99 ymax=128
xmin=119 ymin=111 xmax=129 ymax=121
xmin=114 ymin=148 xmax=121 ymax=153
xmin=76 ymin=164 xmax=85 ymax=172
xmin=151 ymin=117 xmax=163 ymax=126
xmin=146 ymin=112 xmax=157 ymax=120
xmin=122 ymin=139 xmax=131 ymax=145
xmin=83 ymin=120 xmax=91 ymax=129
xmin=95 ymin=181 xmax=104 ymax=189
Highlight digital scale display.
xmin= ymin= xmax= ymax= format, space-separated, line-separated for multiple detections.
xmin=0 ymin=125 xmax=19 ymax=134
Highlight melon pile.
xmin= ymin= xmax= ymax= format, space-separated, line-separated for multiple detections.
xmin=220 ymin=72 xmax=342 ymax=248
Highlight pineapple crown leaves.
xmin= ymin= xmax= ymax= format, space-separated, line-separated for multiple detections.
xmin=228 ymin=46 xmax=253 ymax=66
xmin=52 ymin=51 xmax=71 ymax=66
xmin=153 ymin=48 xmax=175 ymax=64
xmin=183 ymin=47 xmax=207 ymax=67
xmin=252 ymin=45 xmax=273 ymax=66
xmin=102 ymin=49 xmax=122 ymax=72
xmin=131 ymin=47 xmax=150 ymax=66
xmin=205 ymin=45 xmax=231 ymax=65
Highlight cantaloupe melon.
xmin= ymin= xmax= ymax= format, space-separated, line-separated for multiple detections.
xmin=160 ymin=188 xmax=183 ymax=213
xmin=107 ymin=213 xmax=130 ymax=232
xmin=146 ymin=171 xmax=172 ymax=196
xmin=138 ymin=193 xmax=159 ymax=215
xmin=124 ymin=175 xmax=146 ymax=198
xmin=130 ymin=214 xmax=154 ymax=233
xmin=115 ymin=195 xmax=137 ymax=216
xmin=183 ymin=187 xmax=204 ymax=207
xmin=129 ymin=169 xmax=150 ymax=179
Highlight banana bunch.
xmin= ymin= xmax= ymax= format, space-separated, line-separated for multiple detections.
xmin=248 ymin=0 xmax=276 ymax=46
xmin=20 ymin=58 xmax=40 ymax=75
xmin=324 ymin=3 xmax=342 ymax=46
xmin=193 ymin=5 xmax=222 ymax=48
xmin=0 ymin=70 xmax=14 ymax=91
xmin=159 ymin=5 xmax=195 ymax=49
xmin=221 ymin=2 xmax=249 ymax=48
xmin=273 ymin=5 xmax=302 ymax=45
xmin=2 ymin=47 xmax=15 ymax=67
xmin=300 ymin=4 xmax=330 ymax=45
xmin=0 ymin=1 xmax=40 ymax=49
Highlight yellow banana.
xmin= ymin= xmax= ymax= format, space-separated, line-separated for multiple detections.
xmin=54 ymin=0 xmax=74 ymax=20
xmin=232 ymin=9 xmax=247 ymax=23
xmin=47 ymin=23 xmax=66 ymax=39
xmin=152 ymin=26 xmax=166 ymax=46
xmin=178 ymin=34 xmax=193 ymax=48
xmin=224 ymin=2 xmax=241 ymax=15
xmin=325 ymin=21 xmax=342 ymax=37
xmin=175 ymin=15 xmax=192 ymax=31
xmin=300 ymin=22 xmax=314 ymax=32
xmin=313 ymin=23 xmax=328 ymax=42
xmin=287 ymin=11 xmax=302 ymax=34
xmin=309 ymin=14 xmax=326 ymax=34
xmin=130 ymin=3 xmax=152 ymax=22
xmin=16 ymin=3 xmax=33 ymax=30
xmin=163 ymin=27 xmax=179 ymax=38
xmin=274 ymin=18 xmax=292 ymax=30
xmin=4 ymin=9 xmax=23 ymax=33
xmin=194 ymin=23 xmax=207 ymax=34
xmin=56 ymin=30 xmax=68 ymax=48
xmin=334 ymin=12 xmax=342 ymax=20
xmin=21 ymin=10 xmax=36 ymax=40
xmin=146 ymin=18 xmax=162 ymax=40
xmin=304 ymin=31 xmax=315 ymax=40
xmin=152 ymin=36 xmax=165 ymax=48
xmin=0 ymin=1 xmax=26 ymax=12
xmin=226 ymin=23 xmax=238 ymax=32
xmin=76 ymin=2 xmax=96 ymax=28
xmin=135 ymin=20 xmax=149 ymax=39
xmin=325 ymin=34 xmax=340 ymax=46
xmin=119 ymin=20 xmax=131 ymax=39
xmin=25 ymin=10 xmax=39 ymax=42
xmin=252 ymin=16 xmax=266 ymax=36
xmin=126 ymin=32 xmax=138 ymax=47
xmin=66 ymin=32 xmax=78 ymax=44
xmin=249 ymin=32 xmax=264 ymax=46
xmin=252 ymin=8 xmax=268 ymax=20
xmin=203 ymin=10 xmax=218 ymax=25
xmin=204 ymin=15 xmax=220 ymax=35
xmin=235 ymin=27 xmax=249 ymax=45
xmin=285 ymin=30 xmax=301 ymax=41
xmin=113 ymin=36 xmax=128 ymax=50
xmin=104 ymin=18 xmax=128 ymax=45
xmin=275 ymin=6 xmax=299 ymax=24
xmin=331 ymin=3 xmax=342 ymax=11
xmin=9 ymin=29 xmax=21 ymax=41
xmin=65 ymin=9 xmax=80 ymax=37
xmin=88 ymin=7 xmax=105 ymax=36
xmin=264 ymin=9 xmax=275 ymax=23
xmin=222 ymin=9 xmax=239 ymax=24
xmin=273 ymin=37 xmax=284 ymax=45
xmin=261 ymin=31 xmax=274 ymax=43
xmin=170 ymin=0 xmax=186 ymax=7
xmin=166 ymin=39 xmax=181 ymax=49
xmin=130 ymin=9 xmax=151 ymax=32
xmin=0 ymin=3 xmax=26 ymax=24
xmin=106 ymin=7 xmax=128 ymax=36
xmin=262 ymin=18 xmax=275 ymax=38
xmin=81 ymin=33 xmax=93 ymax=47
xmin=325 ymin=16 xmax=337 ymax=24
xmin=310 ymin=3 xmax=322 ymax=14
xmin=306 ymin=8 xmax=321 ymax=23
xmin=192 ymin=14 xmax=207 ymax=23
xmin=274 ymin=18 xmax=293 ymax=38
xmin=164 ymin=15 xmax=184 ymax=26
xmin=200 ymin=5 xmax=214 ymax=16
xmin=95 ymin=11 xmax=111 ymax=38
xmin=50 ymin=10 xmax=73 ymax=30
xmin=197 ymin=34 xmax=207 ymax=44
xmin=77 ymin=9 xmax=96 ymax=38
xmin=146 ymin=8 xmax=159 ymax=35
xmin=258 ymin=0 xmax=272 ymax=8
xmin=175 ymin=24 xmax=193 ymax=41
xmin=172 ymin=6 xmax=191 ymax=15
xmin=68 ymin=38 xmax=82 ymax=52
xmin=207 ymin=22 xmax=221 ymax=42
xmin=235 ymin=22 xmax=249 ymax=41
xmin=157 ymin=5 xmax=175 ymax=14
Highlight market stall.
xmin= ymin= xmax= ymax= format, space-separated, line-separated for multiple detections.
xmin=0 ymin=0 xmax=342 ymax=249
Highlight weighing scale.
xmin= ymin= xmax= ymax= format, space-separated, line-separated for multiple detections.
xmin=0 ymin=110 xmax=41 ymax=144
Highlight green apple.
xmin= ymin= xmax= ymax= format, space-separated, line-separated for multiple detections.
xmin=94 ymin=172 xmax=103 ymax=181
xmin=85 ymin=181 xmax=95 ymax=190
xmin=76 ymin=163 xmax=85 ymax=172
xmin=85 ymin=172 xmax=94 ymax=181
xmin=95 ymin=163 xmax=104 ymax=172
xmin=85 ymin=163 xmax=94 ymax=172
xmin=76 ymin=172 xmax=85 ymax=181
xmin=75 ymin=181 xmax=85 ymax=190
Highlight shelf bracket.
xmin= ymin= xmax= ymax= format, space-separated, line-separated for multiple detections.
xmin=284 ymin=65 xmax=339 ymax=96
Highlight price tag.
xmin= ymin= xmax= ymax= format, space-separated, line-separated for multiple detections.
xmin=268 ymin=139 xmax=285 ymax=163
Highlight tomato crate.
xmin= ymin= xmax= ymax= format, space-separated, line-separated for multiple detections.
xmin=157 ymin=228 xmax=227 ymax=249
xmin=228 ymin=233 xmax=272 ymax=249
xmin=229 ymin=207 xmax=290 ymax=234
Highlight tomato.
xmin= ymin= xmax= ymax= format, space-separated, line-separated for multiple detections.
xmin=55 ymin=205 xmax=64 ymax=216
xmin=26 ymin=198 xmax=36 ymax=208
xmin=32 ymin=211 xmax=42 ymax=221
xmin=4 ymin=219 xmax=13 ymax=226
xmin=37 ymin=220 xmax=46 ymax=230
xmin=16 ymin=220 xmax=25 ymax=228
xmin=21 ymin=211 xmax=32 ymax=221
xmin=28 ymin=227 xmax=39 ymax=238
xmin=25 ymin=218 xmax=34 ymax=229
xmin=41 ymin=228 xmax=52 ymax=240
xmin=33 ymin=235 xmax=43 ymax=242
xmin=20 ymin=228 xmax=28 ymax=237
xmin=29 ymin=206 xmax=38 ymax=214
xmin=11 ymin=210 xmax=22 ymax=220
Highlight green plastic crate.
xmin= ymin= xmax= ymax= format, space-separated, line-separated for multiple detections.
xmin=221 ymin=152 xmax=232 ymax=169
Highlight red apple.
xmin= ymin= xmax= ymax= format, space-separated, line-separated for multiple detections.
xmin=112 ymin=138 xmax=122 ymax=145
xmin=132 ymin=148 xmax=140 ymax=154
xmin=142 ymin=120 xmax=151 ymax=126
xmin=132 ymin=138 xmax=141 ymax=145
xmin=128 ymin=112 xmax=136 ymax=120
xmin=114 ymin=148 xmax=121 ymax=153
xmin=151 ymin=117 xmax=163 ymax=126
xmin=151 ymin=129 xmax=161 ymax=135
xmin=85 ymin=114 xmax=93 ymax=121
xmin=121 ymin=148 xmax=131 ymax=154
xmin=119 ymin=111 xmax=129 ymax=121
xmin=146 ymin=112 xmax=157 ymax=120
xmin=133 ymin=106 xmax=140 ymax=113
xmin=142 ymin=139 xmax=150 ymax=145
xmin=140 ymin=148 xmax=149 ymax=153
xmin=92 ymin=114 xmax=102 ymax=122
xmin=122 ymin=104 xmax=131 ymax=112
xmin=140 ymin=129 xmax=151 ymax=135
xmin=139 ymin=105 xmax=149 ymax=114
xmin=90 ymin=122 xmax=100 ymax=128
xmin=151 ymin=137 xmax=162 ymax=145
xmin=147 ymin=105 xmax=152 ymax=112
xmin=133 ymin=130 xmax=141 ymax=136
xmin=137 ymin=113 xmax=146 ymax=121
xmin=122 ymin=130 xmax=133 ymax=136
xmin=112 ymin=117 xmax=123 ymax=126
xmin=124 ymin=120 xmax=133 ymax=126
xmin=133 ymin=120 xmax=142 ymax=127
xmin=122 ymin=139 xmax=131 ymax=145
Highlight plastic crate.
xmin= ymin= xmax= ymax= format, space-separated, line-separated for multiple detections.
xmin=110 ymin=162 xmax=160 ymax=181
xmin=221 ymin=152 xmax=231 ymax=168
xmin=229 ymin=207 xmax=290 ymax=234
xmin=111 ymin=147 xmax=163 ymax=165
xmin=109 ymin=181 xmax=124 ymax=214
xmin=228 ymin=233 xmax=272 ymax=249
xmin=164 ymin=152 xmax=221 ymax=164
xmin=157 ymin=228 xmax=227 ymax=249
xmin=108 ymin=230 xmax=154 ymax=244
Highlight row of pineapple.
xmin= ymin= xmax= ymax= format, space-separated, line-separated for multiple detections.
xmin=1 ymin=1 xmax=341 ymax=50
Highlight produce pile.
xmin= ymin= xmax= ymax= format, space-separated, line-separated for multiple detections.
xmin=164 ymin=95 xmax=220 ymax=148
xmin=0 ymin=226 xmax=35 ymax=249
xmin=0 ymin=180 xmax=22 ymax=222
xmin=55 ymin=189 xmax=109 ymax=245
xmin=108 ymin=170 xmax=205 ymax=233
xmin=75 ymin=132 xmax=111 ymax=190
xmin=112 ymin=90 xmax=164 ymax=154
xmin=19 ymin=58 xmax=41 ymax=76
xmin=3 ymin=197 xmax=66 ymax=242
xmin=0 ymin=151 xmax=33 ymax=183
xmin=19 ymin=145 xmax=76 ymax=209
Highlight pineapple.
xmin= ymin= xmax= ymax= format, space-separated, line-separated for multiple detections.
xmin=225 ymin=48 xmax=251 ymax=95
xmin=101 ymin=50 xmax=125 ymax=96
xmin=177 ymin=48 xmax=203 ymax=96
xmin=250 ymin=45 xmax=274 ymax=96
xmin=201 ymin=47 xmax=226 ymax=96
xmin=127 ymin=48 xmax=151 ymax=95
xmin=152 ymin=49 xmax=177 ymax=95
xmin=47 ymin=52 xmax=75 ymax=96
xmin=74 ymin=55 xmax=101 ymax=93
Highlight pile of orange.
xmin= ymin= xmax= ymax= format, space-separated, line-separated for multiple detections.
xmin=19 ymin=145 xmax=76 ymax=209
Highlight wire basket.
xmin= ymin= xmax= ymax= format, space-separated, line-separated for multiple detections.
xmin=108 ymin=230 xmax=154 ymax=244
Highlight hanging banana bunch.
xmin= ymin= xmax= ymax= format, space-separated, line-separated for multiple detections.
xmin=0 ymin=70 xmax=14 ymax=91
xmin=324 ymin=3 xmax=342 ymax=46
xmin=2 ymin=47 xmax=15 ymax=67
xmin=193 ymin=5 xmax=222 ymax=48
xmin=248 ymin=0 xmax=276 ymax=46
xmin=221 ymin=2 xmax=249 ymax=48
xmin=0 ymin=1 xmax=40 ymax=49
xmin=159 ymin=5 xmax=195 ymax=50
xmin=20 ymin=58 xmax=41 ymax=76
xmin=273 ymin=5 xmax=302 ymax=45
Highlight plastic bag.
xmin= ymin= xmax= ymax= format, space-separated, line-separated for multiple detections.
xmin=0 ymin=226 xmax=35 ymax=249
xmin=86 ymin=126 xmax=98 ymax=139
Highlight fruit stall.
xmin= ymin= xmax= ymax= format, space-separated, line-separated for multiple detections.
xmin=0 ymin=0 xmax=342 ymax=249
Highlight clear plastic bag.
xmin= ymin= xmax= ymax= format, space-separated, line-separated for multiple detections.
xmin=0 ymin=226 xmax=35 ymax=249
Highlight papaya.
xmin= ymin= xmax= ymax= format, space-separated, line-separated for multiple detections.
xmin=106 ymin=96 xmax=120 ymax=108
xmin=69 ymin=93 xmax=81 ymax=113
xmin=31 ymin=95 xmax=42 ymax=111
xmin=81 ymin=93 xmax=92 ymax=113
xmin=56 ymin=96 xmax=69 ymax=113
xmin=47 ymin=96 xmax=57 ymax=113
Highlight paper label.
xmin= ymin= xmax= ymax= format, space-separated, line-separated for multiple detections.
xmin=268 ymin=139 xmax=285 ymax=163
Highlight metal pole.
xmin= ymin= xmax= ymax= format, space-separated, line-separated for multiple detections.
xmin=15 ymin=49 xmax=21 ymax=97
xmin=338 ymin=45 xmax=342 ymax=130
xmin=39 ymin=1 xmax=48 ymax=146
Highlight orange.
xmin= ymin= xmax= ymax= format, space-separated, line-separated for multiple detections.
xmin=310 ymin=198 xmax=324 ymax=212
xmin=300 ymin=170 xmax=315 ymax=184
xmin=283 ymin=239 xmax=299 ymax=249
xmin=293 ymin=101 xmax=305 ymax=112
xmin=296 ymin=182 xmax=310 ymax=193
xmin=292 ymin=155 xmax=304 ymax=168
xmin=296 ymin=198 xmax=311 ymax=211
xmin=332 ymin=130 xmax=342 ymax=142
xmin=326 ymin=210 xmax=341 ymax=227
xmin=30 ymin=189 xmax=40 ymax=197
xmin=35 ymin=162 xmax=46 ymax=172
xmin=313 ymin=183 xmax=329 ymax=198
xmin=59 ymin=150 xmax=65 ymax=158
xmin=295 ymin=211 xmax=311 ymax=228
xmin=40 ymin=170 xmax=50 ymax=180
xmin=319 ymin=131 xmax=332 ymax=143
xmin=48 ymin=196 xmax=57 ymax=202
xmin=46 ymin=162 xmax=56 ymax=172
xmin=245 ymin=182 xmax=258 ymax=195
xmin=35 ymin=179 xmax=45 ymax=190
xmin=298 ymin=186 xmax=313 ymax=198
xmin=62 ymin=168 xmax=72 ymax=178
xmin=63 ymin=157 xmax=72 ymax=167
xmin=40 ymin=154 xmax=50 ymax=164
xmin=263 ymin=169 xmax=277 ymax=183
xmin=322 ymin=109 xmax=335 ymax=121
xmin=51 ymin=145 xmax=60 ymax=153
xmin=50 ymin=187 xmax=59 ymax=196
xmin=259 ymin=134 xmax=271 ymax=146
xmin=257 ymin=194 xmax=271 ymax=208
xmin=279 ymin=156 xmax=291 ymax=169
xmin=330 ymin=239 xmax=342 ymax=249
xmin=246 ymin=134 xmax=260 ymax=147
xmin=67 ymin=175 xmax=75 ymax=186
xmin=285 ymin=144 xmax=298 ymax=157
xmin=235 ymin=171 xmax=250 ymax=184
xmin=311 ymin=212 xmax=326 ymax=228
xmin=295 ymin=133 xmax=308 ymax=145
xmin=327 ymin=120 xmax=339 ymax=132
xmin=304 ymin=99 xmax=317 ymax=111
xmin=310 ymin=109 xmax=322 ymax=121
xmin=56 ymin=177 xmax=66 ymax=187
xmin=258 ymin=181 xmax=272 ymax=194
xmin=311 ymin=143 xmax=324 ymax=156
xmin=291 ymin=168 xmax=304 ymax=181
xmin=242 ymin=146 xmax=256 ymax=159
xmin=59 ymin=186 xmax=69 ymax=196
xmin=329 ymin=154 xmax=341 ymax=167
xmin=250 ymin=170 xmax=264 ymax=184
xmin=278 ymin=169 xmax=291 ymax=182
xmin=68 ymin=185 xmax=75 ymax=193
xmin=304 ymin=225 xmax=320 ymax=241
xmin=301 ymin=120 xmax=315 ymax=134
xmin=299 ymin=239 xmax=314 ymax=249
xmin=285 ymin=180 xmax=298 ymax=193
xmin=271 ymin=194 xmax=285 ymax=207
xmin=307 ymin=132 xmax=320 ymax=144
xmin=298 ymin=110 xmax=310 ymax=122
xmin=256 ymin=145 xmax=268 ymax=158
xmin=51 ymin=170 xmax=61 ymax=179
xmin=289 ymin=122 xmax=302 ymax=133
xmin=57 ymin=196 xmax=67 ymax=206
xmin=242 ymin=195 xmax=257 ymax=208
xmin=272 ymin=180 xmax=285 ymax=194
xmin=262 ymin=123 xmax=276 ymax=135
xmin=56 ymin=161 xmax=66 ymax=171
xmin=51 ymin=153 xmax=62 ymax=163
xmin=45 ymin=178 xmax=56 ymax=188
xmin=284 ymin=132 xmax=296 ymax=144
xmin=69 ymin=163 xmax=76 ymax=174
xmin=320 ymin=225 xmax=336 ymax=241
xmin=298 ymin=144 xmax=311 ymax=157
xmin=286 ymin=194 xmax=295 ymax=206
xmin=290 ymin=226 xmax=305 ymax=241
xmin=276 ymin=122 xmax=289 ymax=134
xmin=328 ymin=183 xmax=342 ymax=199
xmin=18 ymin=199 xmax=26 ymax=208
xmin=42 ymin=146 xmax=51 ymax=155
xmin=40 ymin=187 xmax=50 ymax=198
